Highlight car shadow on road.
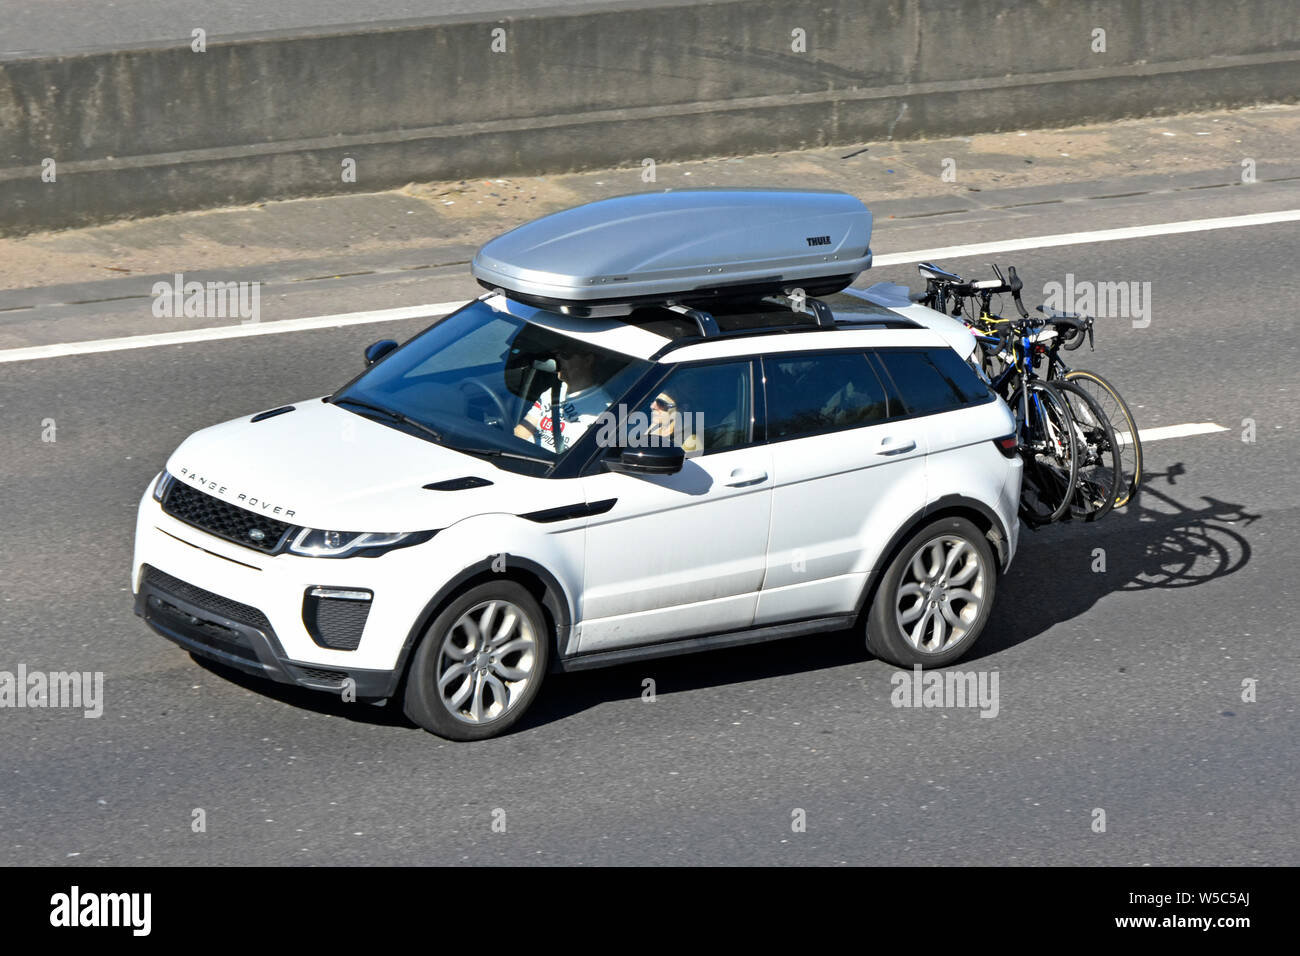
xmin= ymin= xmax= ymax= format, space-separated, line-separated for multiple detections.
xmin=192 ymin=462 xmax=1259 ymax=735
xmin=522 ymin=461 xmax=1260 ymax=729
xmin=188 ymin=655 xmax=416 ymax=728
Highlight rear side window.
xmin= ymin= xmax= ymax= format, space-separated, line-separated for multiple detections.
xmin=764 ymin=351 xmax=890 ymax=440
xmin=926 ymin=347 xmax=994 ymax=403
xmin=874 ymin=349 xmax=990 ymax=416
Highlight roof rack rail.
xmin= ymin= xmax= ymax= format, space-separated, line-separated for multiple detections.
xmin=761 ymin=293 xmax=836 ymax=328
xmin=665 ymin=303 xmax=720 ymax=338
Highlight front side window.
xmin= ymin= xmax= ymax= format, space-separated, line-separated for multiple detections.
xmin=335 ymin=301 xmax=649 ymax=463
xmin=620 ymin=361 xmax=753 ymax=455
xmin=764 ymin=351 xmax=890 ymax=441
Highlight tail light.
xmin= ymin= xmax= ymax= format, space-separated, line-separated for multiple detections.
xmin=993 ymin=435 xmax=1019 ymax=458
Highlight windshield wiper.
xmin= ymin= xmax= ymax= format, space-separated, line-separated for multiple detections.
xmin=332 ymin=396 xmax=446 ymax=444
xmin=455 ymin=445 xmax=554 ymax=465
xmin=332 ymin=397 xmax=553 ymax=464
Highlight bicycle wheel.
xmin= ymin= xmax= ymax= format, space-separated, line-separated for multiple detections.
xmin=1062 ymin=369 xmax=1142 ymax=507
xmin=1053 ymin=379 xmax=1119 ymax=522
xmin=1010 ymin=380 xmax=1078 ymax=526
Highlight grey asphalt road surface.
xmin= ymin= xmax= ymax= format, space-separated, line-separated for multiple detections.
xmin=0 ymin=183 xmax=1296 ymax=865
xmin=0 ymin=0 xmax=649 ymax=54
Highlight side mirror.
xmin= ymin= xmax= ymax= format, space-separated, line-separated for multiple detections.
xmin=364 ymin=339 xmax=399 ymax=367
xmin=615 ymin=445 xmax=685 ymax=475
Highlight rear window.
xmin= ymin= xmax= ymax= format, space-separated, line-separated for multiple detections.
xmin=874 ymin=348 xmax=991 ymax=416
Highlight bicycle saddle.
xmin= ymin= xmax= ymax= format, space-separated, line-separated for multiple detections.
xmin=918 ymin=262 xmax=964 ymax=283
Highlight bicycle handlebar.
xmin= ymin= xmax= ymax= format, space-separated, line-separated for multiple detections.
xmin=1007 ymin=266 xmax=1029 ymax=319
xmin=920 ymin=262 xmax=1092 ymax=349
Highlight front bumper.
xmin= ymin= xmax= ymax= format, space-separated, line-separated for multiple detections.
xmin=134 ymin=563 xmax=400 ymax=699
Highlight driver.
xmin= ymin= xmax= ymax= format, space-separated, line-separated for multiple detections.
xmin=514 ymin=346 xmax=614 ymax=453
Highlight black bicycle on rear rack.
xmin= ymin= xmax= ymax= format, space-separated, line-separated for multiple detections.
xmin=916 ymin=261 xmax=1140 ymax=517
xmin=914 ymin=265 xmax=1079 ymax=526
xmin=1030 ymin=304 xmax=1143 ymax=509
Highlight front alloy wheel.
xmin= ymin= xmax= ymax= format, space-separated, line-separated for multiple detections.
xmin=404 ymin=581 xmax=549 ymax=740
xmin=438 ymin=599 xmax=538 ymax=724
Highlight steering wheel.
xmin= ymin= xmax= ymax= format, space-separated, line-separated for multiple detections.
xmin=458 ymin=379 xmax=512 ymax=427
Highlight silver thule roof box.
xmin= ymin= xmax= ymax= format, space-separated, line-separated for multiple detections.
xmin=471 ymin=188 xmax=872 ymax=316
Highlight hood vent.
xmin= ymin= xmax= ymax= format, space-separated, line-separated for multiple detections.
xmin=250 ymin=405 xmax=296 ymax=423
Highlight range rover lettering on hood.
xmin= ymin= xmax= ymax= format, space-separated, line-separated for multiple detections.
xmin=177 ymin=467 xmax=297 ymax=519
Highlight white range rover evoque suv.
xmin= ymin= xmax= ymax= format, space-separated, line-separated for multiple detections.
xmin=133 ymin=189 xmax=1022 ymax=740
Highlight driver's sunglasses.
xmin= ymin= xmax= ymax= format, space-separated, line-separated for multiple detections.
xmin=652 ymin=397 xmax=676 ymax=411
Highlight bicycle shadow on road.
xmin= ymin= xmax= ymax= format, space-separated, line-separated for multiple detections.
xmin=968 ymin=461 xmax=1259 ymax=660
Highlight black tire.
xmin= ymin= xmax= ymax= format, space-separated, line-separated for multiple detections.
xmin=1063 ymin=369 xmax=1142 ymax=508
xmin=403 ymin=581 xmax=549 ymax=741
xmin=1053 ymin=379 xmax=1119 ymax=522
xmin=1010 ymin=380 xmax=1078 ymax=526
xmin=865 ymin=516 xmax=997 ymax=668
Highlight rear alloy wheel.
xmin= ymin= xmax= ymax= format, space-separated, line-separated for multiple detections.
xmin=865 ymin=516 xmax=996 ymax=668
xmin=403 ymin=582 xmax=549 ymax=741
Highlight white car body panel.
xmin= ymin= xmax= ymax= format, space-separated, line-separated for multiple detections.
xmin=756 ymin=419 xmax=928 ymax=625
xmin=576 ymin=443 xmax=774 ymax=650
xmin=665 ymin=326 xmax=944 ymax=363
xmin=485 ymin=293 xmax=667 ymax=361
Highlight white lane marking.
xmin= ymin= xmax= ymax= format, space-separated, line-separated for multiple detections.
xmin=1119 ymin=422 xmax=1228 ymax=445
xmin=872 ymin=208 xmax=1300 ymax=266
xmin=0 ymin=302 xmax=461 ymax=364
xmin=2 ymin=208 xmax=1298 ymax=364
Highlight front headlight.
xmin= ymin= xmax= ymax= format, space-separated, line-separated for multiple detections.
xmin=286 ymin=527 xmax=436 ymax=558
xmin=152 ymin=470 xmax=175 ymax=502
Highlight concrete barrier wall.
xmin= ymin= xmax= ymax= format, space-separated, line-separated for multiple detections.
xmin=2 ymin=0 xmax=1299 ymax=233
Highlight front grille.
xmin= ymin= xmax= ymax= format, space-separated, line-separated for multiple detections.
xmin=162 ymin=481 xmax=292 ymax=552
xmin=142 ymin=565 xmax=273 ymax=632
xmin=303 ymin=591 xmax=372 ymax=651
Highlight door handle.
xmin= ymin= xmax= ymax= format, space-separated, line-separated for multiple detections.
xmin=876 ymin=436 xmax=916 ymax=455
xmin=724 ymin=467 xmax=768 ymax=487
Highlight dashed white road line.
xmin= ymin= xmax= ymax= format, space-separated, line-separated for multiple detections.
xmin=1120 ymin=422 xmax=1228 ymax=444
xmin=0 ymin=303 xmax=463 ymax=364
xmin=1 ymin=208 xmax=1296 ymax=364
xmin=871 ymin=208 xmax=1300 ymax=267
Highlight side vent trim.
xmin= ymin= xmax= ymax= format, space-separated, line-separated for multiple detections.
xmin=520 ymin=499 xmax=617 ymax=523
xmin=423 ymin=476 xmax=495 ymax=491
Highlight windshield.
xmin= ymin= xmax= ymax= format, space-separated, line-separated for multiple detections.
xmin=334 ymin=301 xmax=651 ymax=466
